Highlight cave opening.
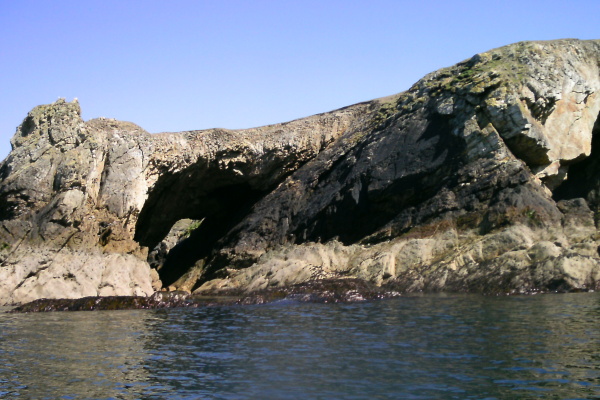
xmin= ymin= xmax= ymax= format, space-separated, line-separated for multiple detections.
xmin=552 ymin=111 xmax=600 ymax=212
xmin=134 ymin=166 xmax=267 ymax=288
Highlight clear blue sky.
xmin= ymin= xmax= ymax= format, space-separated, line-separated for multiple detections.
xmin=1 ymin=0 xmax=599 ymax=161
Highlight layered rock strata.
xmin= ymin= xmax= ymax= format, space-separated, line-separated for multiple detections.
xmin=1 ymin=39 xmax=600 ymax=305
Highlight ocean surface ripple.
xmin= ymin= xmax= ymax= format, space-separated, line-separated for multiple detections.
xmin=1 ymin=293 xmax=599 ymax=399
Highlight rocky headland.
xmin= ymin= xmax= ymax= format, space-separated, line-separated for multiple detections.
xmin=2 ymin=39 xmax=600 ymax=308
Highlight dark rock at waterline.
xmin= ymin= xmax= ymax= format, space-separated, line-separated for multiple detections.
xmin=10 ymin=275 xmax=596 ymax=312
xmin=8 ymin=291 xmax=198 ymax=313
xmin=219 ymin=278 xmax=401 ymax=305
xmin=9 ymin=280 xmax=401 ymax=312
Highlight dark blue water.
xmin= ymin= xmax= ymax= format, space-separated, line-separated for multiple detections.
xmin=0 ymin=293 xmax=599 ymax=399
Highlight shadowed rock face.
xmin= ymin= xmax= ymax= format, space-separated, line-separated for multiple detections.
xmin=2 ymin=39 xmax=600 ymax=305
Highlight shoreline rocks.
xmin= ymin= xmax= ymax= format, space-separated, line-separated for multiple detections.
xmin=7 ymin=280 xmax=397 ymax=312
xmin=7 ymin=291 xmax=197 ymax=313
xmin=9 ymin=278 xmax=596 ymax=313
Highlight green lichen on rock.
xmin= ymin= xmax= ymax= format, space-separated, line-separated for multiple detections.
xmin=416 ymin=41 xmax=542 ymax=99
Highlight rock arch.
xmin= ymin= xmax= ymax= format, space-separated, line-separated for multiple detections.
xmin=134 ymin=164 xmax=270 ymax=287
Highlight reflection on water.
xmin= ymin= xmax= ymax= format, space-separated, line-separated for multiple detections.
xmin=0 ymin=309 xmax=152 ymax=399
xmin=0 ymin=293 xmax=599 ymax=399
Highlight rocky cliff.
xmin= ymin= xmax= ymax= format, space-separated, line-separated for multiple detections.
xmin=1 ymin=39 xmax=600 ymax=305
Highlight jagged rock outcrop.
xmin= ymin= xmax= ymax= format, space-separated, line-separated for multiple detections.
xmin=0 ymin=95 xmax=371 ymax=304
xmin=2 ymin=39 xmax=600 ymax=305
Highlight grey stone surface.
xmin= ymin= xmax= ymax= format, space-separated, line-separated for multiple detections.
xmin=2 ymin=39 xmax=600 ymax=305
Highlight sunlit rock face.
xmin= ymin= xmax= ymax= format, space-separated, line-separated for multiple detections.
xmin=1 ymin=39 xmax=600 ymax=305
xmin=0 ymin=95 xmax=369 ymax=304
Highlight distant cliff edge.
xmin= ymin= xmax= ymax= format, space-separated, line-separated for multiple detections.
xmin=2 ymin=39 xmax=600 ymax=305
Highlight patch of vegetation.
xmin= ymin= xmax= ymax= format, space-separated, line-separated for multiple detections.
xmin=420 ymin=42 xmax=536 ymax=98
xmin=370 ymin=100 xmax=400 ymax=131
xmin=522 ymin=207 xmax=542 ymax=226
xmin=183 ymin=219 xmax=204 ymax=238
xmin=400 ymin=219 xmax=455 ymax=240
xmin=351 ymin=131 xmax=368 ymax=143
xmin=456 ymin=212 xmax=482 ymax=230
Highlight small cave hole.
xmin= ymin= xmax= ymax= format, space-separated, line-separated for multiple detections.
xmin=135 ymin=175 xmax=268 ymax=288
xmin=552 ymin=111 xmax=600 ymax=207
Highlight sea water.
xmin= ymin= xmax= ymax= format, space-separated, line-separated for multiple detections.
xmin=0 ymin=293 xmax=599 ymax=399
